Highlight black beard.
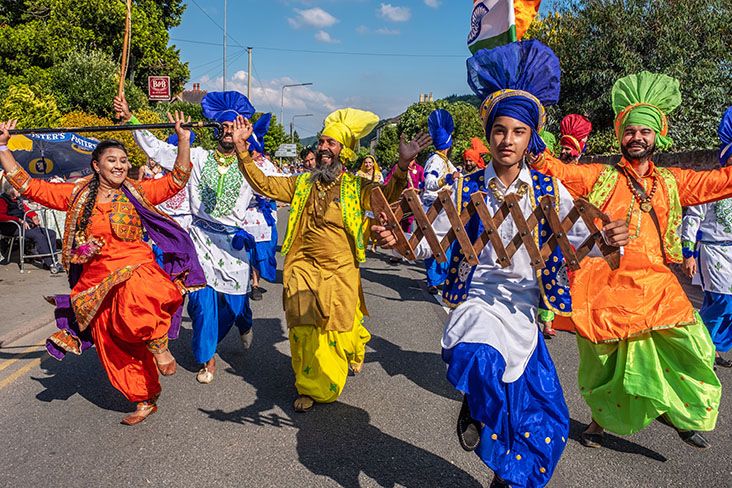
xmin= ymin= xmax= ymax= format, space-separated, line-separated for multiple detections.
xmin=218 ymin=139 xmax=235 ymax=152
xmin=464 ymin=162 xmax=477 ymax=173
xmin=621 ymin=142 xmax=655 ymax=161
xmin=310 ymin=159 xmax=343 ymax=185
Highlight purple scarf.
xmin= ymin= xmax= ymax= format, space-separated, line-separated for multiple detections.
xmin=47 ymin=185 xmax=205 ymax=360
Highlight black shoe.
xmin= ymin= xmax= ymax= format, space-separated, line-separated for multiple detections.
xmin=457 ymin=396 xmax=481 ymax=452
xmin=579 ymin=430 xmax=604 ymax=448
xmin=427 ymin=286 xmax=439 ymax=295
xmin=490 ymin=475 xmax=509 ymax=488
xmin=250 ymin=287 xmax=263 ymax=301
xmin=715 ymin=355 xmax=732 ymax=368
xmin=678 ymin=430 xmax=710 ymax=448
xmin=388 ymin=256 xmax=402 ymax=265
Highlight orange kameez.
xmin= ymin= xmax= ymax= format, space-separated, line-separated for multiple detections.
xmin=23 ymin=174 xmax=186 ymax=402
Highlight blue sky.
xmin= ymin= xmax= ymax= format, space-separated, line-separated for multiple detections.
xmin=170 ymin=1 xmax=556 ymax=136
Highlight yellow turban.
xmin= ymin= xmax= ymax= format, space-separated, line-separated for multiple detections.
xmin=321 ymin=108 xmax=379 ymax=162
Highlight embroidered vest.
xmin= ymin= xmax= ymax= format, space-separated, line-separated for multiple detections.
xmin=587 ymin=165 xmax=682 ymax=263
xmin=442 ymin=169 xmax=572 ymax=316
xmin=282 ymin=173 xmax=366 ymax=263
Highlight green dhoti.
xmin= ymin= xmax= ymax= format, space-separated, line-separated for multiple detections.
xmin=577 ymin=314 xmax=721 ymax=435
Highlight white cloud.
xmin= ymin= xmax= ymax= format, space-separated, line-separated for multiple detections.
xmin=424 ymin=0 xmax=441 ymax=7
xmin=288 ymin=7 xmax=338 ymax=29
xmin=375 ymin=27 xmax=400 ymax=35
xmin=314 ymin=30 xmax=339 ymax=43
xmin=195 ymin=71 xmax=338 ymax=135
xmin=379 ymin=3 xmax=411 ymax=22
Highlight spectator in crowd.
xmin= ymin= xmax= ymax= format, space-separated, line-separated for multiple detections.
xmin=299 ymin=147 xmax=316 ymax=171
xmin=0 ymin=178 xmax=61 ymax=273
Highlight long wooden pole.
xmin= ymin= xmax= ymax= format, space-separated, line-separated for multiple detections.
xmin=118 ymin=0 xmax=132 ymax=98
xmin=9 ymin=122 xmax=222 ymax=136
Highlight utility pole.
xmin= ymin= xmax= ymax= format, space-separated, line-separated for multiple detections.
xmin=223 ymin=0 xmax=227 ymax=91
xmin=247 ymin=47 xmax=252 ymax=99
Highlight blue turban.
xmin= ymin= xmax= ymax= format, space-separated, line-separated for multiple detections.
xmin=427 ymin=109 xmax=455 ymax=150
xmin=166 ymin=130 xmax=196 ymax=147
xmin=248 ymin=113 xmax=272 ymax=154
xmin=719 ymin=106 xmax=732 ymax=166
xmin=201 ymin=91 xmax=256 ymax=123
xmin=467 ymin=40 xmax=561 ymax=155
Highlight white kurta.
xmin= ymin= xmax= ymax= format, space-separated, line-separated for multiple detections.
xmin=133 ymin=130 xmax=254 ymax=294
xmin=681 ymin=199 xmax=732 ymax=294
xmin=413 ymin=163 xmax=588 ymax=382
xmin=241 ymin=157 xmax=280 ymax=242
xmin=421 ymin=152 xmax=457 ymax=208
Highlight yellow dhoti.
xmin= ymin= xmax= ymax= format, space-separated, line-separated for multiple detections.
xmin=289 ymin=309 xmax=371 ymax=403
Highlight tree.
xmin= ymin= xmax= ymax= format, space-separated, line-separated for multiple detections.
xmin=252 ymin=113 xmax=287 ymax=156
xmin=0 ymin=84 xmax=62 ymax=128
xmin=51 ymin=50 xmax=148 ymax=118
xmin=397 ymin=100 xmax=485 ymax=164
xmin=528 ymin=0 xmax=732 ymax=153
xmin=0 ymin=0 xmax=189 ymax=96
xmin=373 ymin=124 xmax=399 ymax=169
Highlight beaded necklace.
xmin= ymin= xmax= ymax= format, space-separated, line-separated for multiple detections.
xmin=314 ymin=176 xmax=340 ymax=199
xmin=487 ymin=178 xmax=530 ymax=204
xmin=622 ymin=167 xmax=657 ymax=213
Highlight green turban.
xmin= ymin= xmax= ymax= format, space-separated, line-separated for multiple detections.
xmin=539 ymin=129 xmax=558 ymax=156
xmin=611 ymin=71 xmax=681 ymax=151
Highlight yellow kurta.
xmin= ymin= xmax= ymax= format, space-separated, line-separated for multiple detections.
xmin=238 ymin=155 xmax=406 ymax=401
xmin=237 ymin=155 xmax=407 ymax=332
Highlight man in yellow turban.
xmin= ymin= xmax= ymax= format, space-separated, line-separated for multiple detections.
xmin=232 ymin=108 xmax=431 ymax=412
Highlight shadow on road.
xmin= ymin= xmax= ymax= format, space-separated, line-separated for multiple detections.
xmin=360 ymin=267 xmax=434 ymax=304
xmin=366 ymin=335 xmax=460 ymax=401
xmin=32 ymin=347 xmax=130 ymax=413
xmin=198 ymin=317 xmax=482 ymax=487
xmin=568 ymin=418 xmax=668 ymax=462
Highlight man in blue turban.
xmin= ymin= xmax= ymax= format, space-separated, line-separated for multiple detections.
xmin=115 ymin=91 xmax=260 ymax=385
xmin=240 ymin=113 xmax=281 ymax=301
xmin=681 ymin=106 xmax=732 ymax=369
xmin=421 ymin=108 xmax=459 ymax=294
xmin=373 ymin=40 xmax=628 ymax=488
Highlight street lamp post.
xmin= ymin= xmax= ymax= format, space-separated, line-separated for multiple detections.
xmin=290 ymin=114 xmax=313 ymax=142
xmin=280 ymin=83 xmax=313 ymax=128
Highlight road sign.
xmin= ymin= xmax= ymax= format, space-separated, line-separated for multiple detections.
xmin=148 ymin=76 xmax=171 ymax=101
xmin=275 ymin=143 xmax=297 ymax=158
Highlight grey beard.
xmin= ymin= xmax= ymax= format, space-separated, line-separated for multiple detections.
xmin=310 ymin=161 xmax=343 ymax=185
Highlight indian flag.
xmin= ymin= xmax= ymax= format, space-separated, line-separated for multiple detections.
xmin=468 ymin=0 xmax=542 ymax=53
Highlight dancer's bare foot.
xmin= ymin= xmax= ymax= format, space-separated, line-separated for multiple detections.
xmin=196 ymin=357 xmax=216 ymax=384
xmin=152 ymin=349 xmax=177 ymax=376
xmin=120 ymin=400 xmax=158 ymax=426
xmin=293 ymin=395 xmax=314 ymax=413
xmin=350 ymin=361 xmax=364 ymax=374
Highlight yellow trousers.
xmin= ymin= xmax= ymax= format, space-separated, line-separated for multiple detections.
xmin=289 ymin=309 xmax=371 ymax=403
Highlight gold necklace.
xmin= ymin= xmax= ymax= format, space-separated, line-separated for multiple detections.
xmin=314 ymin=177 xmax=340 ymax=199
xmin=487 ymin=179 xmax=529 ymax=204
xmin=214 ymin=150 xmax=237 ymax=167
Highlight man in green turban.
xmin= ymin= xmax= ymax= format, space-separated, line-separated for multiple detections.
xmin=533 ymin=71 xmax=732 ymax=450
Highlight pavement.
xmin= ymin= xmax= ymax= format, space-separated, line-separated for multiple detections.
xmin=0 ymin=211 xmax=730 ymax=487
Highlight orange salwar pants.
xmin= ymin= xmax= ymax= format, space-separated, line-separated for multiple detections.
xmin=88 ymin=264 xmax=182 ymax=403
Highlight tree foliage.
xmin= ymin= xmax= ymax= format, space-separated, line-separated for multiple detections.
xmin=0 ymin=0 xmax=189 ymax=96
xmin=0 ymin=84 xmax=62 ymax=128
xmin=528 ymin=0 xmax=732 ymax=153
xmin=51 ymin=50 xmax=147 ymax=117
xmin=252 ymin=112 xmax=288 ymax=157
xmin=396 ymin=100 xmax=485 ymax=164
xmin=373 ymin=124 xmax=399 ymax=170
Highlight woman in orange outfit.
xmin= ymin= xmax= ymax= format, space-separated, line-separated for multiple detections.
xmin=0 ymin=114 xmax=204 ymax=425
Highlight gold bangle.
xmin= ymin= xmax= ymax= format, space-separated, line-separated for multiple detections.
xmin=5 ymin=165 xmax=31 ymax=193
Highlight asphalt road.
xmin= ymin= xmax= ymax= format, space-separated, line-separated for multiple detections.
xmin=0 ymin=213 xmax=730 ymax=487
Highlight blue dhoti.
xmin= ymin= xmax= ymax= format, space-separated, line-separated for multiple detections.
xmin=700 ymin=291 xmax=732 ymax=352
xmin=187 ymin=286 xmax=253 ymax=364
xmin=443 ymin=336 xmax=569 ymax=488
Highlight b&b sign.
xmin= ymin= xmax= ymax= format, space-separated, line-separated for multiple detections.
xmin=148 ymin=76 xmax=171 ymax=101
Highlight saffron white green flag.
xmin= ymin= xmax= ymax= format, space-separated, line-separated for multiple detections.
xmin=468 ymin=0 xmax=542 ymax=54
